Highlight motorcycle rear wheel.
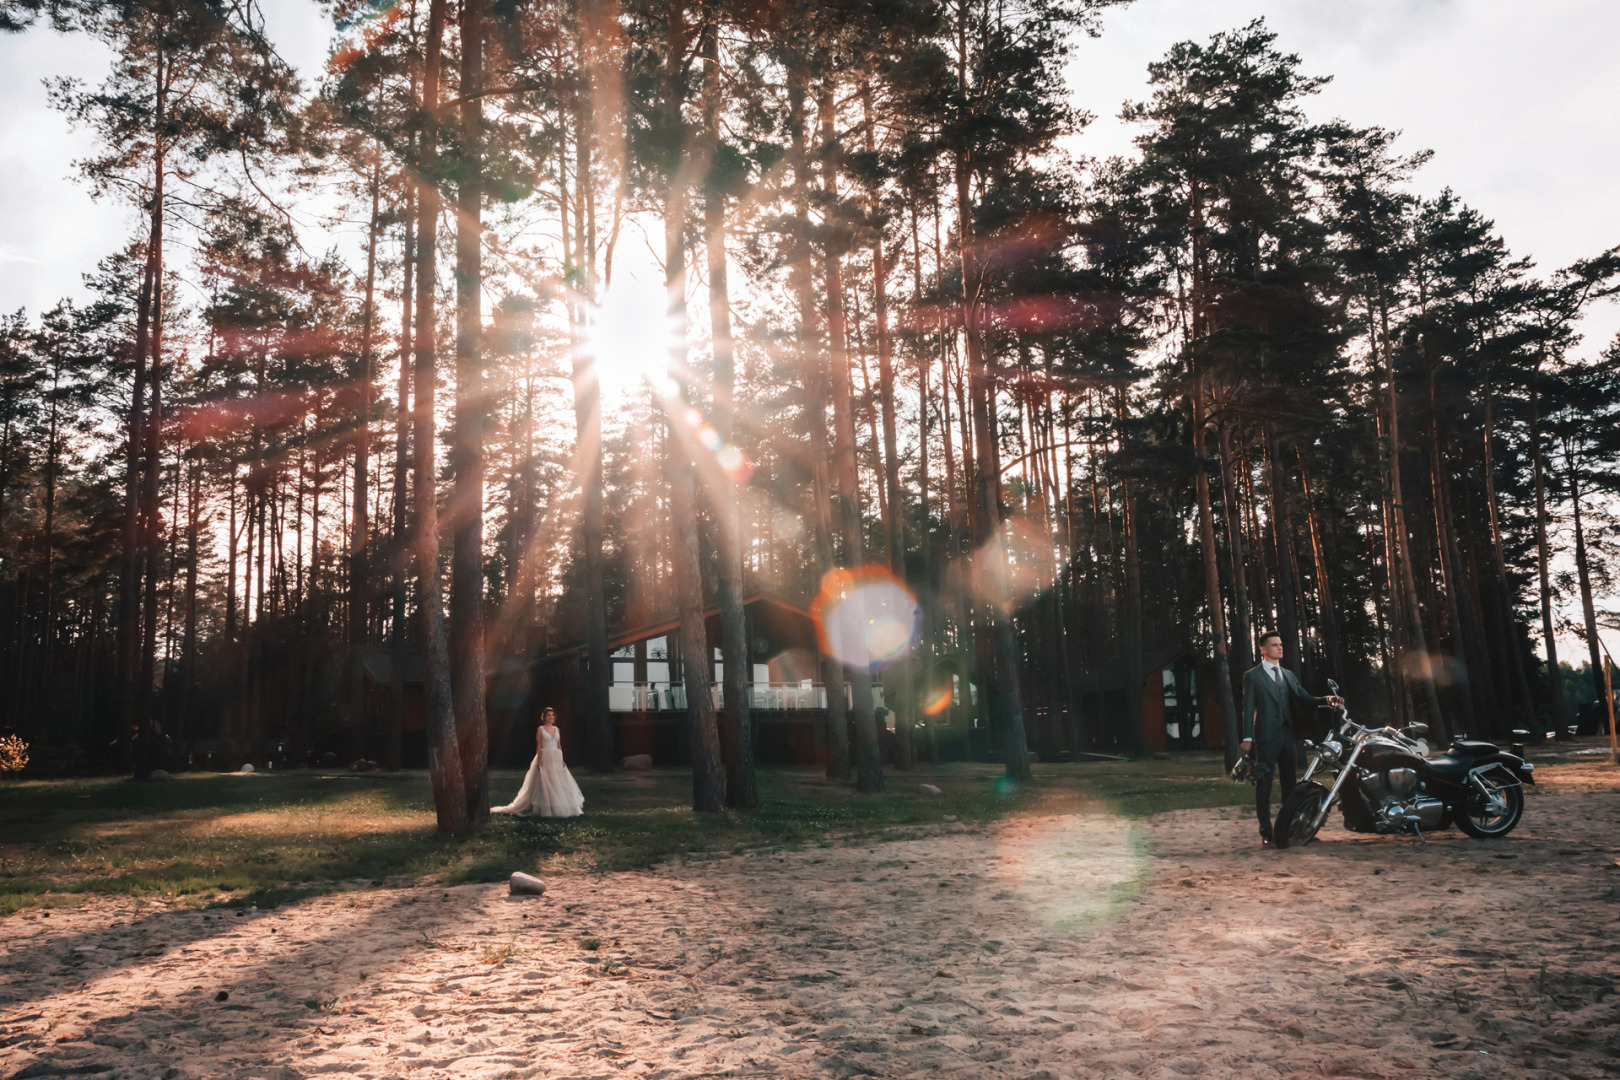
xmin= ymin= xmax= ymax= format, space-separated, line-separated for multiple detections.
xmin=1455 ymin=777 xmax=1524 ymax=839
xmin=1273 ymin=782 xmax=1330 ymax=850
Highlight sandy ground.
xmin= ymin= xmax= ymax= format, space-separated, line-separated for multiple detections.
xmin=2 ymin=787 xmax=1618 ymax=1080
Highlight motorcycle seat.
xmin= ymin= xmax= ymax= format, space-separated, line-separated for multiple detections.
xmin=1451 ymin=739 xmax=1499 ymax=757
xmin=1423 ymin=753 xmax=1472 ymax=778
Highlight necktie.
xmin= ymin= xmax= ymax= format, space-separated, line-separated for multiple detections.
xmin=1271 ymin=665 xmax=1281 ymax=685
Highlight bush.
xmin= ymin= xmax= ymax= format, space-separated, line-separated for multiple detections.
xmin=0 ymin=734 xmax=28 ymax=777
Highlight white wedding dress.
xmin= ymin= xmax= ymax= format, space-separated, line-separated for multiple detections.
xmin=494 ymin=727 xmax=585 ymax=817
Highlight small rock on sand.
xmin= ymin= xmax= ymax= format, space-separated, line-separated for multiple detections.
xmin=510 ymin=872 xmax=547 ymax=897
xmin=918 ymin=783 xmax=942 ymax=796
xmin=237 ymin=764 xmax=255 ymax=774
xmin=621 ymin=754 xmax=654 ymax=771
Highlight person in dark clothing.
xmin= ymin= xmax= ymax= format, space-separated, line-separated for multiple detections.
xmin=1240 ymin=631 xmax=1342 ymax=845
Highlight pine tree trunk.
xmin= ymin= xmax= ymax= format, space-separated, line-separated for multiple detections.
xmin=130 ymin=53 xmax=168 ymax=777
xmin=1567 ymin=446 xmax=1604 ymax=689
xmin=788 ymin=56 xmax=849 ymax=781
xmin=416 ymin=0 xmax=469 ymax=833
xmin=703 ymin=8 xmax=757 ymax=808
xmin=178 ymin=458 xmax=199 ymax=747
xmin=862 ymin=87 xmax=912 ymax=770
xmin=1243 ymin=450 xmax=1275 ymax=633
xmin=1481 ymin=373 xmax=1536 ymax=725
xmin=350 ymin=162 xmax=380 ymax=763
xmin=1036 ymin=391 xmax=1078 ymax=755
xmin=1529 ymin=387 xmax=1566 ymax=733
xmin=820 ymin=84 xmax=883 ymax=794
xmin=41 ymin=361 xmax=60 ymax=734
xmin=1217 ymin=420 xmax=1252 ymax=674
xmin=910 ymin=205 xmax=939 ymax=762
xmin=954 ymin=151 xmax=1028 ymax=780
xmin=1423 ymin=361 xmax=1481 ymax=734
xmin=1449 ymin=484 xmax=1500 ymax=729
xmin=1264 ymin=424 xmax=1303 ymax=677
xmin=1377 ymin=297 xmax=1448 ymax=740
xmin=1296 ymin=455 xmax=1343 ymax=684
xmin=388 ymin=183 xmax=414 ymax=773
xmin=452 ymin=0 xmax=489 ymax=824
xmin=666 ymin=193 xmax=725 ymax=813
xmin=225 ymin=463 xmax=237 ymax=642
xmin=1117 ymin=388 xmax=1145 ymax=759
xmin=1193 ymin=382 xmax=1241 ymax=768
xmin=571 ymin=74 xmax=613 ymax=776
xmin=665 ymin=0 xmax=724 ymax=813
xmin=1058 ymin=395 xmax=1087 ymax=752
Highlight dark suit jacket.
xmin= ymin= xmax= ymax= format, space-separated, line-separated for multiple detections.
xmin=1241 ymin=662 xmax=1327 ymax=759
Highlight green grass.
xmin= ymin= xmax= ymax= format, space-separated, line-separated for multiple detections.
xmin=0 ymin=754 xmax=1253 ymax=916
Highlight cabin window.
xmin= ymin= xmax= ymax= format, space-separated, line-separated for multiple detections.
xmin=1188 ymin=669 xmax=1201 ymax=738
xmin=645 ymin=636 xmax=670 ymax=685
xmin=1164 ymin=668 xmax=1181 ymax=740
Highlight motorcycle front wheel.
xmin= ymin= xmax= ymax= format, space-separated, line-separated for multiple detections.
xmin=1455 ymin=777 xmax=1524 ymax=839
xmin=1273 ymin=781 xmax=1330 ymax=849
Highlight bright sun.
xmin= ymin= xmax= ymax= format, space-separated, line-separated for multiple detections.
xmin=587 ymin=273 xmax=675 ymax=405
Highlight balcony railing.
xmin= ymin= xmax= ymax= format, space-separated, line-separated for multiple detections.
xmin=607 ymin=681 xmax=885 ymax=713
xmin=743 ymin=682 xmax=829 ymax=711
xmin=608 ymin=683 xmax=686 ymax=712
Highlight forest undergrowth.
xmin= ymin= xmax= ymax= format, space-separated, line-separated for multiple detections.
xmin=0 ymin=757 xmax=1252 ymax=915
xmin=5 ymin=748 xmax=1611 ymax=918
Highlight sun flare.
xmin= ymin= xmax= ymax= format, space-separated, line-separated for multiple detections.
xmin=586 ymin=274 xmax=675 ymax=403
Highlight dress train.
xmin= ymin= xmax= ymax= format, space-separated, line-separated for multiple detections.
xmin=493 ymin=728 xmax=584 ymax=817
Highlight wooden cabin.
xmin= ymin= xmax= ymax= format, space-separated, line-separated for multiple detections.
xmin=1070 ymin=649 xmax=1227 ymax=754
xmin=356 ymin=651 xmax=426 ymax=767
xmin=525 ymin=594 xmax=915 ymax=768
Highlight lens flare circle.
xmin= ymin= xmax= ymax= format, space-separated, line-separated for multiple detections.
xmin=716 ymin=444 xmax=752 ymax=481
xmin=992 ymin=813 xmax=1147 ymax=936
xmin=922 ymin=683 xmax=953 ymax=716
xmin=811 ymin=566 xmax=920 ymax=670
xmin=961 ymin=517 xmax=1054 ymax=614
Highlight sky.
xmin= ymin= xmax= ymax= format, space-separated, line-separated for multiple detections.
xmin=1064 ymin=0 xmax=1620 ymax=353
xmin=2 ymin=0 xmax=1618 ymax=348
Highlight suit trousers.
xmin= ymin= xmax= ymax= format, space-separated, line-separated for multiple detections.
xmin=1254 ymin=725 xmax=1298 ymax=834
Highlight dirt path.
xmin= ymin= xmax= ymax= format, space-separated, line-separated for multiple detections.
xmin=3 ymin=790 xmax=1617 ymax=1080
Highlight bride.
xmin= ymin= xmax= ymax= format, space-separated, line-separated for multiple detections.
xmin=493 ymin=707 xmax=585 ymax=818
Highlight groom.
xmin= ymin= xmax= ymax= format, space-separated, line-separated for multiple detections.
xmin=1240 ymin=631 xmax=1342 ymax=845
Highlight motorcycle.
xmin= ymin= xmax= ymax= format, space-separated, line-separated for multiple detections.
xmin=1272 ymin=681 xmax=1536 ymax=849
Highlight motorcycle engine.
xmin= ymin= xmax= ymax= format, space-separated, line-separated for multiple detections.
xmin=1358 ymin=767 xmax=1445 ymax=831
